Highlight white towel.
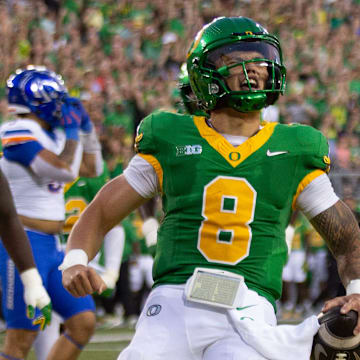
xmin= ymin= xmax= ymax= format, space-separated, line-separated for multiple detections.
xmin=228 ymin=309 xmax=320 ymax=360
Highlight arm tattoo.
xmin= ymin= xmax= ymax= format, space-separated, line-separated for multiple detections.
xmin=310 ymin=200 xmax=360 ymax=286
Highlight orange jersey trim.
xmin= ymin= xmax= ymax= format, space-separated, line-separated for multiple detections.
xmin=2 ymin=136 xmax=37 ymax=146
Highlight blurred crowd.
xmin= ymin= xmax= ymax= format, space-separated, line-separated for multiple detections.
xmin=0 ymin=0 xmax=360 ymax=327
xmin=0 ymin=0 xmax=360 ymax=174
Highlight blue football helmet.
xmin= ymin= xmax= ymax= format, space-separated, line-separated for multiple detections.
xmin=7 ymin=65 xmax=68 ymax=128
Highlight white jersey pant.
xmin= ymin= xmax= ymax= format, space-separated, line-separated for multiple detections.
xmin=118 ymin=284 xmax=276 ymax=360
xmin=282 ymin=250 xmax=307 ymax=283
xmin=129 ymin=254 xmax=154 ymax=292
xmin=307 ymin=249 xmax=328 ymax=300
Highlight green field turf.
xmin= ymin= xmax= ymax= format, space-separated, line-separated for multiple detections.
xmin=0 ymin=327 xmax=135 ymax=360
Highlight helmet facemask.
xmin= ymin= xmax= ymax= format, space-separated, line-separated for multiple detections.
xmin=187 ymin=17 xmax=287 ymax=113
xmin=202 ymin=41 xmax=286 ymax=112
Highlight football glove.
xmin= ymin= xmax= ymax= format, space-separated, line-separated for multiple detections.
xmin=65 ymin=97 xmax=93 ymax=133
xmin=20 ymin=268 xmax=52 ymax=330
xmin=60 ymin=101 xmax=81 ymax=140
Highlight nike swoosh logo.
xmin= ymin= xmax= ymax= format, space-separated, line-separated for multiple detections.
xmin=266 ymin=150 xmax=288 ymax=157
xmin=236 ymin=304 xmax=256 ymax=311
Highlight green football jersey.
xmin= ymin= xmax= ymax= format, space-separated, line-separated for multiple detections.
xmin=135 ymin=111 xmax=330 ymax=307
xmin=63 ymin=163 xmax=110 ymax=236
xmin=62 ymin=163 xmax=135 ymax=264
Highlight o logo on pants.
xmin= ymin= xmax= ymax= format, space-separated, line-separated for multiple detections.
xmin=146 ymin=304 xmax=162 ymax=316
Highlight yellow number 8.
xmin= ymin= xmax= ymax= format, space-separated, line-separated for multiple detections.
xmin=198 ymin=176 xmax=256 ymax=264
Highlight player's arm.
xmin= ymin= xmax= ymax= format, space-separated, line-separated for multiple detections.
xmin=310 ymin=200 xmax=360 ymax=332
xmin=1 ymin=120 xmax=82 ymax=183
xmin=296 ymin=171 xmax=360 ymax=334
xmin=310 ymin=200 xmax=360 ymax=288
xmin=66 ymin=96 xmax=103 ymax=178
xmin=33 ymin=138 xmax=82 ymax=182
xmin=0 ymin=168 xmax=35 ymax=271
xmin=61 ymin=174 xmax=148 ymax=297
xmin=32 ymin=97 xmax=102 ymax=181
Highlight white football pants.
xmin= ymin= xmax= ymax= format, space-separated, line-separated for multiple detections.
xmin=118 ymin=284 xmax=276 ymax=360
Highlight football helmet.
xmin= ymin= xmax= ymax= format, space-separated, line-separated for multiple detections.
xmin=187 ymin=16 xmax=286 ymax=113
xmin=7 ymin=65 xmax=68 ymax=128
xmin=178 ymin=63 xmax=207 ymax=116
xmin=311 ymin=306 xmax=360 ymax=360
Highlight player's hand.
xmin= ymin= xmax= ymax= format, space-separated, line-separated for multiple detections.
xmin=61 ymin=101 xmax=81 ymax=129
xmin=322 ymin=294 xmax=360 ymax=335
xmin=20 ymin=268 xmax=52 ymax=330
xmin=64 ymin=97 xmax=93 ymax=133
xmin=62 ymin=265 xmax=107 ymax=298
xmin=60 ymin=100 xmax=81 ymax=140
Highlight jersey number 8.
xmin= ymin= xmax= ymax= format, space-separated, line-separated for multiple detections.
xmin=198 ymin=176 xmax=256 ymax=264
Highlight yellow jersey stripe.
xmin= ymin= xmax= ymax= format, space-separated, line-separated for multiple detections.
xmin=138 ymin=153 xmax=164 ymax=193
xmin=292 ymin=169 xmax=326 ymax=210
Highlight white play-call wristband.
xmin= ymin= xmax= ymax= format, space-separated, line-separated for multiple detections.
xmin=20 ymin=267 xmax=43 ymax=287
xmin=58 ymin=249 xmax=88 ymax=272
xmin=346 ymin=279 xmax=360 ymax=295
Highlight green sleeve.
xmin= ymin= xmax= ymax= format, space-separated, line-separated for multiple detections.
xmin=135 ymin=113 xmax=157 ymax=155
xmin=294 ymin=125 xmax=330 ymax=174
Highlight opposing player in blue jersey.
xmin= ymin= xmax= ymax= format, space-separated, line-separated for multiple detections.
xmin=0 ymin=66 xmax=102 ymax=360
xmin=0 ymin=168 xmax=51 ymax=330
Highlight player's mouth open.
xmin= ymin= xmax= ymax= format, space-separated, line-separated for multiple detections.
xmin=240 ymin=77 xmax=259 ymax=90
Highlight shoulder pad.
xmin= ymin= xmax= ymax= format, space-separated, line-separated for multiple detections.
xmin=0 ymin=119 xmax=40 ymax=148
xmin=135 ymin=111 xmax=189 ymax=155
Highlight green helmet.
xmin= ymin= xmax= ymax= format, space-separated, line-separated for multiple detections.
xmin=187 ymin=17 xmax=286 ymax=113
xmin=178 ymin=63 xmax=207 ymax=116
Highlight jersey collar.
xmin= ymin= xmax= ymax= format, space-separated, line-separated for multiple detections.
xmin=193 ymin=116 xmax=277 ymax=167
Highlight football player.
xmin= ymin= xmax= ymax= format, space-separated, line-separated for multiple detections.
xmin=61 ymin=17 xmax=360 ymax=359
xmin=0 ymin=67 xmax=102 ymax=360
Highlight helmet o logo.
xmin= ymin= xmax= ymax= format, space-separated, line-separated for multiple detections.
xmin=245 ymin=31 xmax=253 ymax=35
xmin=229 ymin=152 xmax=241 ymax=161
xmin=146 ymin=304 xmax=162 ymax=317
